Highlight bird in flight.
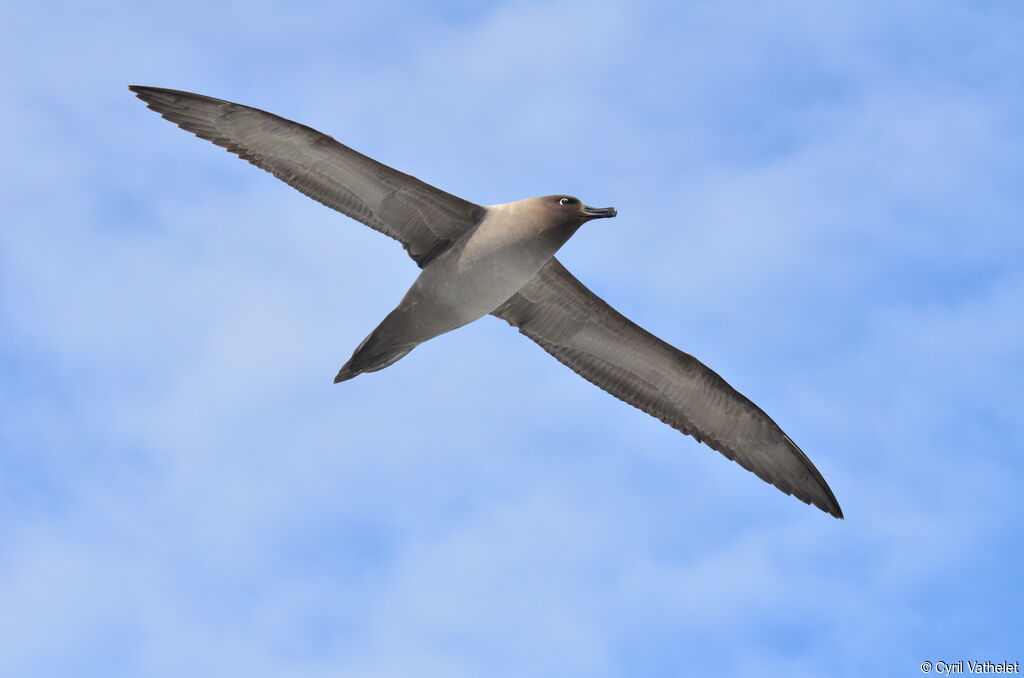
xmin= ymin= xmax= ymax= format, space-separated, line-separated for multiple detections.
xmin=129 ymin=86 xmax=843 ymax=519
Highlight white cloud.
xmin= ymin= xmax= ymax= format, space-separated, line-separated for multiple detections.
xmin=2 ymin=0 xmax=1022 ymax=676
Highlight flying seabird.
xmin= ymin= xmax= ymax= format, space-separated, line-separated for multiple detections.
xmin=129 ymin=86 xmax=843 ymax=519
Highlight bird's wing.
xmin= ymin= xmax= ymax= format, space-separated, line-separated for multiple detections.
xmin=129 ymin=86 xmax=484 ymax=266
xmin=493 ymin=259 xmax=843 ymax=518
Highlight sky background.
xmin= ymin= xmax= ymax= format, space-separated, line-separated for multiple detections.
xmin=2 ymin=1 xmax=1022 ymax=676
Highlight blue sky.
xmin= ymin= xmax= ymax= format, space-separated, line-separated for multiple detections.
xmin=2 ymin=1 xmax=1022 ymax=675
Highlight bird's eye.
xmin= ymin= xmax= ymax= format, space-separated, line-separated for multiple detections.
xmin=559 ymin=197 xmax=570 ymax=205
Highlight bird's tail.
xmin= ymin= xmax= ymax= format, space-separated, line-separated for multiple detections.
xmin=333 ymin=332 xmax=417 ymax=383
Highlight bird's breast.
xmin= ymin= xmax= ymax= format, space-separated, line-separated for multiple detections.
xmin=404 ymin=207 xmax=572 ymax=324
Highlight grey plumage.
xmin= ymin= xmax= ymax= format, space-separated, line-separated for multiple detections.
xmin=129 ymin=85 xmax=843 ymax=519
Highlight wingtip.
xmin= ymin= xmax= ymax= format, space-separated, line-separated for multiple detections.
xmin=819 ymin=483 xmax=844 ymax=520
xmin=127 ymin=85 xmax=165 ymax=105
xmin=127 ymin=85 xmax=195 ymax=104
xmin=774 ymin=433 xmax=844 ymax=520
xmin=810 ymin=491 xmax=843 ymax=519
xmin=808 ymin=485 xmax=843 ymax=519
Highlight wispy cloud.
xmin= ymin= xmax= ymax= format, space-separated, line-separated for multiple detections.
xmin=1 ymin=0 xmax=1022 ymax=676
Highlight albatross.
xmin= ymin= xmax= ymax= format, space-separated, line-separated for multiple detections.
xmin=129 ymin=86 xmax=843 ymax=519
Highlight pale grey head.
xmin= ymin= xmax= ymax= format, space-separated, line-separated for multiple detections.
xmin=529 ymin=194 xmax=618 ymax=223
xmin=498 ymin=195 xmax=617 ymax=244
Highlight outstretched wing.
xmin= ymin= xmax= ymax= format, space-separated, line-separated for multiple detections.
xmin=493 ymin=259 xmax=843 ymax=518
xmin=129 ymin=86 xmax=484 ymax=266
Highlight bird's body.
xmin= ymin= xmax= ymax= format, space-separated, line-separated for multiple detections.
xmin=337 ymin=197 xmax=606 ymax=380
xmin=129 ymin=85 xmax=843 ymax=519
